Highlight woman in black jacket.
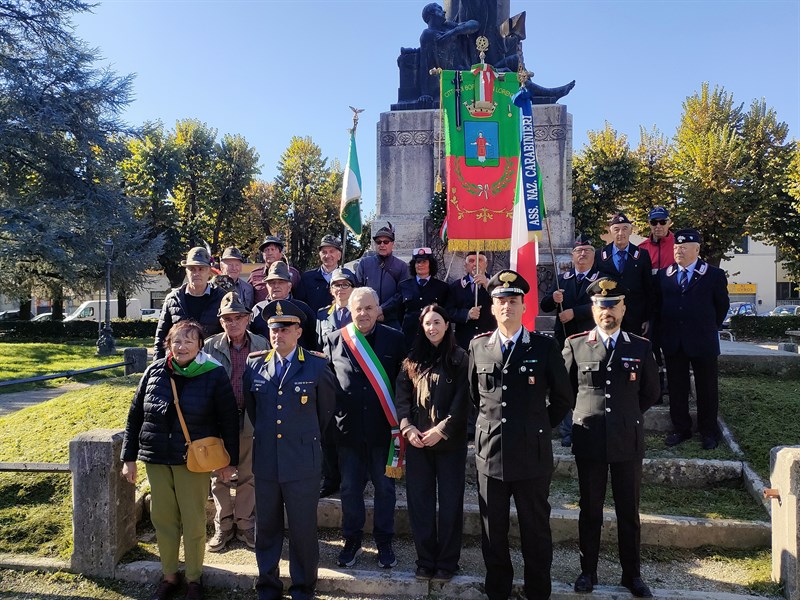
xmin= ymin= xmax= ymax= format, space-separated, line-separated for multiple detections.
xmin=396 ymin=304 xmax=470 ymax=583
xmin=122 ymin=320 xmax=239 ymax=600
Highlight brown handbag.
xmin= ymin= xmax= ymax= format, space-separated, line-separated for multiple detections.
xmin=170 ymin=378 xmax=230 ymax=473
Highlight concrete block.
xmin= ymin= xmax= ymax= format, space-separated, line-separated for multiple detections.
xmin=123 ymin=347 xmax=148 ymax=375
xmin=770 ymin=445 xmax=800 ymax=599
xmin=69 ymin=429 xmax=136 ymax=577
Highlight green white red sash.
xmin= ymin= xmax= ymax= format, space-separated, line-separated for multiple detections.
xmin=341 ymin=323 xmax=405 ymax=478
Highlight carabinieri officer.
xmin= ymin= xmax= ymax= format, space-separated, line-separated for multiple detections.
xmin=244 ymin=300 xmax=335 ymax=600
xmin=469 ymin=270 xmax=573 ymax=600
xmin=562 ymin=278 xmax=660 ymax=598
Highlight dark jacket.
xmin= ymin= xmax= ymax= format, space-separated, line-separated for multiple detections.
xmin=595 ymin=243 xmax=654 ymax=335
xmin=153 ymin=284 xmax=226 ymax=360
xmin=540 ymin=269 xmax=600 ymax=346
xmin=121 ymin=358 xmax=240 ymax=466
xmin=562 ymin=328 xmax=660 ymax=462
xmin=244 ymin=347 xmax=335 ymax=482
xmin=316 ymin=303 xmax=351 ymax=349
xmin=446 ymin=275 xmax=495 ymax=350
xmin=469 ymin=328 xmax=573 ymax=481
xmin=355 ymin=254 xmax=409 ymax=325
xmin=324 ymin=324 xmax=407 ymax=447
xmin=654 ymin=260 xmax=730 ymax=358
xmin=395 ymin=277 xmax=450 ymax=347
xmin=248 ymin=263 xmax=305 ymax=304
xmin=300 ymin=267 xmax=335 ymax=312
xmin=396 ymin=345 xmax=470 ymax=452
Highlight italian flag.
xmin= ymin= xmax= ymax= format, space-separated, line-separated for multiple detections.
xmin=340 ymin=129 xmax=362 ymax=236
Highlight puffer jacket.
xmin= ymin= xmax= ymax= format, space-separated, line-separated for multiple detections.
xmin=153 ymin=284 xmax=226 ymax=359
xmin=121 ymin=358 xmax=239 ymax=466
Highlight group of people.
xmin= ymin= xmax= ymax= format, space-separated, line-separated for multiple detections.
xmin=122 ymin=211 xmax=729 ymax=600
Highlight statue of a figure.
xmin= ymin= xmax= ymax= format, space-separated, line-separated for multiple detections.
xmin=392 ymin=0 xmax=575 ymax=110
xmin=418 ymin=3 xmax=479 ymax=98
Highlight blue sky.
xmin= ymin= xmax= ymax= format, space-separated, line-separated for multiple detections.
xmin=74 ymin=1 xmax=800 ymax=216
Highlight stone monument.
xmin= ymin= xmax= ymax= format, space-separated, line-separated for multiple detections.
xmin=375 ymin=0 xmax=575 ymax=296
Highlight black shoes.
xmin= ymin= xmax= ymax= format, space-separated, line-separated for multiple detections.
xmin=415 ymin=566 xmax=435 ymax=580
xmin=621 ymin=576 xmax=653 ymax=598
xmin=665 ymin=431 xmax=692 ymax=447
xmin=574 ymin=572 xmax=597 ymax=593
xmin=320 ymin=482 xmax=340 ymax=498
xmin=185 ymin=580 xmax=203 ymax=600
xmin=702 ymin=435 xmax=719 ymax=450
xmin=377 ymin=543 xmax=397 ymax=568
xmin=337 ymin=537 xmax=363 ymax=567
xmin=151 ymin=577 xmax=181 ymax=600
xmin=431 ymin=568 xmax=454 ymax=582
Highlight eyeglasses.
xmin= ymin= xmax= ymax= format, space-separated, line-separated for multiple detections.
xmin=331 ymin=282 xmax=352 ymax=289
xmin=572 ymin=247 xmax=593 ymax=254
xmin=375 ymin=239 xmax=392 ymax=245
xmin=650 ymin=219 xmax=668 ymax=226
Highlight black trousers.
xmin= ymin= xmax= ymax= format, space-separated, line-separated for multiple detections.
xmin=254 ymin=476 xmax=319 ymax=600
xmin=405 ymin=444 xmax=467 ymax=572
xmin=575 ymin=457 xmax=642 ymax=580
xmin=665 ymin=350 xmax=720 ymax=439
xmin=477 ymin=471 xmax=552 ymax=600
xmin=321 ymin=420 xmax=340 ymax=488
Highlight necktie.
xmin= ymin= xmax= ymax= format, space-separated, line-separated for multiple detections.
xmin=502 ymin=340 xmax=514 ymax=362
xmin=616 ymin=250 xmax=626 ymax=273
xmin=577 ymin=273 xmax=585 ymax=283
xmin=679 ymin=269 xmax=688 ymax=289
xmin=419 ymin=278 xmax=427 ymax=287
xmin=606 ymin=338 xmax=615 ymax=352
xmin=275 ymin=357 xmax=288 ymax=382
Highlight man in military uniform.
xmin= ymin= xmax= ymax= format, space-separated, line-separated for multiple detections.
xmin=654 ymin=228 xmax=729 ymax=450
xmin=324 ymin=287 xmax=407 ymax=569
xmin=301 ymin=235 xmax=344 ymax=312
xmin=595 ymin=213 xmax=654 ymax=336
xmin=469 ymin=270 xmax=573 ymax=600
xmin=541 ymin=233 xmax=600 ymax=446
xmin=446 ymin=250 xmax=495 ymax=350
xmin=251 ymin=261 xmax=318 ymax=351
xmin=244 ymin=300 xmax=335 ymax=600
xmin=562 ymin=278 xmax=660 ymax=598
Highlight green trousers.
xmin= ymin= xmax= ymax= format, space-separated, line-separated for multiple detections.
xmin=145 ymin=463 xmax=210 ymax=582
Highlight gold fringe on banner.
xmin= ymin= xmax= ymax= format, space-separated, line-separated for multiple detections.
xmin=447 ymin=239 xmax=511 ymax=252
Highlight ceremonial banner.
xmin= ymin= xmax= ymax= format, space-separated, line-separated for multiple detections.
xmin=340 ymin=129 xmax=363 ymax=236
xmin=510 ymin=86 xmax=545 ymax=330
xmin=442 ymin=65 xmax=521 ymax=250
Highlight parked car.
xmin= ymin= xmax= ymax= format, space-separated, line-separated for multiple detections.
xmin=31 ymin=312 xmax=53 ymax=322
xmin=768 ymin=305 xmax=800 ymax=317
xmin=141 ymin=308 xmax=161 ymax=321
xmin=722 ymin=302 xmax=758 ymax=328
xmin=64 ymin=299 xmax=142 ymax=322
xmin=0 ymin=310 xmax=20 ymax=321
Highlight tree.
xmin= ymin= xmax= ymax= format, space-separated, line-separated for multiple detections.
xmin=671 ymin=83 xmax=747 ymax=266
xmin=272 ymin=137 xmax=342 ymax=272
xmin=571 ymin=123 xmax=639 ymax=243
xmin=744 ymin=100 xmax=799 ymax=280
xmin=0 ymin=0 xmax=162 ymax=317
xmin=627 ymin=126 xmax=676 ymax=231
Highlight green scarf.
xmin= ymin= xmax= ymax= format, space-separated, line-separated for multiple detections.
xmin=169 ymin=350 xmax=221 ymax=377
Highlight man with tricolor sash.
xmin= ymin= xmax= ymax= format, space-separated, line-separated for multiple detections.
xmin=323 ymin=287 xmax=407 ymax=569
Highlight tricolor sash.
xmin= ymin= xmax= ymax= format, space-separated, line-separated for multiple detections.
xmin=341 ymin=324 xmax=405 ymax=478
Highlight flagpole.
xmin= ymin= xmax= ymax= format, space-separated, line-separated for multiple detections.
xmin=515 ymin=48 xmax=567 ymax=338
xmin=341 ymin=106 xmax=364 ymax=266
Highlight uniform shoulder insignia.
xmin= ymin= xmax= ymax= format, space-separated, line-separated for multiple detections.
xmin=461 ymin=277 xmax=470 ymax=288
xmin=601 ymin=249 xmax=609 ymax=261
xmin=666 ymin=265 xmax=677 ymax=276
xmin=633 ymin=249 xmax=640 ymax=259
xmin=567 ymin=331 xmax=590 ymax=340
xmin=248 ymin=349 xmax=271 ymax=359
xmin=587 ymin=272 xmax=599 ymax=281
xmin=308 ymin=350 xmax=326 ymax=359
xmin=473 ymin=331 xmax=493 ymax=339
xmin=563 ymin=271 xmax=574 ymax=280
xmin=697 ymin=262 xmax=708 ymax=275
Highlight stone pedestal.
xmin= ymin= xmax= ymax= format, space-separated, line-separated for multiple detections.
xmin=375 ymin=103 xmax=574 ymax=288
xmin=770 ymin=445 xmax=800 ymax=599
xmin=70 ymin=429 xmax=137 ymax=577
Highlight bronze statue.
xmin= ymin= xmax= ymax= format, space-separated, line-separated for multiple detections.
xmin=392 ymin=0 xmax=575 ymax=110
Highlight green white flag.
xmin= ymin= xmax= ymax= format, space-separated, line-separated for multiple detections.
xmin=340 ymin=129 xmax=362 ymax=236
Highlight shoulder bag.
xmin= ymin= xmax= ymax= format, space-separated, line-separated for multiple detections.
xmin=170 ymin=378 xmax=230 ymax=473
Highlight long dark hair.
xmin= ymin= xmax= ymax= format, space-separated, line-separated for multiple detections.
xmin=403 ymin=304 xmax=458 ymax=380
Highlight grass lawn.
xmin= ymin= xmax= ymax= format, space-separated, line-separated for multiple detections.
xmin=0 ymin=338 xmax=152 ymax=394
xmin=719 ymin=374 xmax=800 ymax=480
xmin=0 ymin=376 xmax=139 ymax=557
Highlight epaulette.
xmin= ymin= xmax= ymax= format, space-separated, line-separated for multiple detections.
xmin=621 ymin=331 xmax=631 ymax=343
xmin=567 ymin=331 xmax=590 ymax=340
xmin=473 ymin=331 xmax=493 ymax=339
xmin=307 ymin=350 xmax=327 ymax=359
xmin=248 ymin=349 xmax=273 ymax=359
